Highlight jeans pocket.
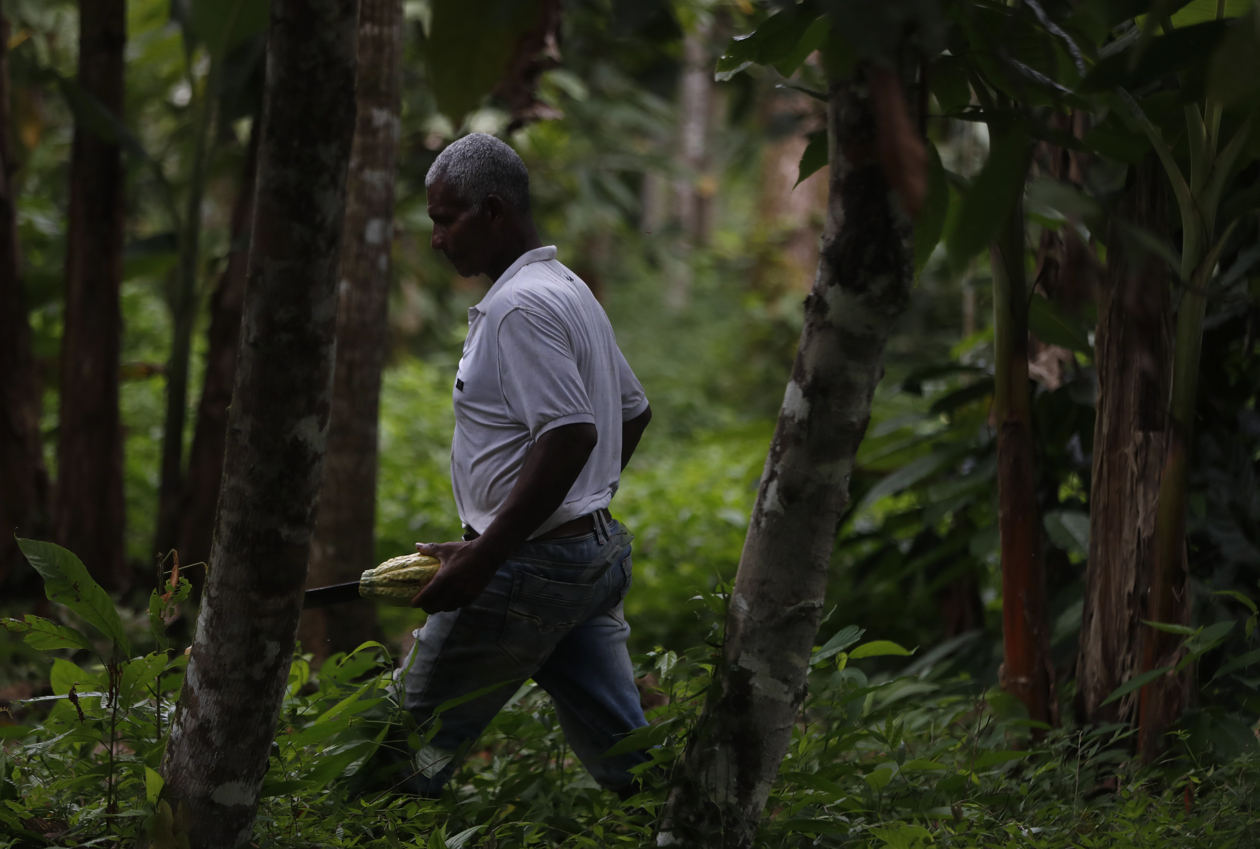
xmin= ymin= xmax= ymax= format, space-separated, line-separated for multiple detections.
xmin=498 ymin=570 xmax=595 ymax=667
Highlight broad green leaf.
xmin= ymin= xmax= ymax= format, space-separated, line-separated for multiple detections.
xmin=145 ymin=767 xmax=165 ymax=806
xmin=1213 ymin=647 xmax=1260 ymax=680
xmin=1081 ymin=20 xmax=1230 ymax=91
xmin=715 ymin=1 xmax=822 ymax=82
xmin=51 ymin=658 xmax=98 ymax=697
xmin=900 ymin=758 xmax=947 ymax=771
xmin=1207 ymin=6 xmax=1260 ymax=105
xmin=869 ymin=823 xmax=933 ymax=849
xmin=783 ymin=771 xmax=847 ymax=798
xmin=946 ymin=125 xmax=1030 ymax=269
xmin=190 ymin=0 xmax=269 ymax=57
xmin=119 ymin=653 xmax=170 ymax=707
xmin=796 ymin=130 xmax=828 ymax=187
xmin=930 ymin=55 xmax=971 ymax=114
xmin=6 ymin=616 xmax=94 ymax=654
xmin=774 ymin=16 xmax=830 ymax=78
xmin=1102 ymin=666 xmax=1172 ymax=705
xmin=0 ymin=726 xmax=33 ymax=740
xmin=813 ymin=625 xmax=865 ymax=664
xmin=605 ymin=716 xmax=679 ymax=756
xmin=1171 ymin=0 xmax=1251 ymax=25
xmin=914 ymin=141 xmax=949 ymax=274
xmin=425 ymin=0 xmax=543 ymax=126
xmin=18 ymin=539 xmax=130 ymax=658
xmin=1028 ymin=295 xmax=1092 ymax=355
xmin=1183 ymin=620 xmax=1234 ymax=657
xmin=1044 ymin=510 xmax=1090 ymax=558
xmin=849 ymin=640 xmax=914 ymax=660
xmin=971 ymin=750 xmax=1028 ymax=769
xmin=858 ymin=441 xmax=975 ymax=512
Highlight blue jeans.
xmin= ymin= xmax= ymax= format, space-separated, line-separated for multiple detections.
xmin=396 ymin=518 xmax=649 ymax=795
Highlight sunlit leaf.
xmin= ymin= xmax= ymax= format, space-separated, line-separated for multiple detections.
xmin=849 ymin=640 xmax=914 ymax=660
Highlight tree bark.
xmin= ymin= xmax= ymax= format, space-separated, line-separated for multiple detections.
xmin=176 ymin=120 xmax=260 ymax=587
xmin=0 ymin=14 xmax=51 ymax=588
xmin=672 ymin=14 xmax=714 ymax=247
xmin=298 ymin=0 xmax=402 ymax=663
xmin=156 ymin=1 xmax=359 ymax=844
xmin=658 ymin=68 xmax=914 ymax=849
xmin=56 ymin=0 xmax=127 ymax=591
xmin=990 ymin=152 xmax=1056 ymax=730
xmin=1076 ymin=156 xmax=1172 ymax=727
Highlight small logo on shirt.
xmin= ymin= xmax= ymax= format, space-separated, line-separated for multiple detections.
xmin=456 ymin=378 xmax=465 ymax=392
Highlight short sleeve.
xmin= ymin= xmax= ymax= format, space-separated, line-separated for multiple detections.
xmin=616 ymin=347 xmax=649 ymax=421
xmin=497 ymin=307 xmax=595 ymax=438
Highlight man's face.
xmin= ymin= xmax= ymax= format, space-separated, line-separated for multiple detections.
xmin=427 ymin=178 xmax=491 ymax=278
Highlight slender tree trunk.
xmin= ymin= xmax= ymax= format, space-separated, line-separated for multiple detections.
xmin=156 ymin=1 xmax=359 ymax=844
xmin=176 ymin=120 xmax=260 ymax=586
xmin=672 ymin=14 xmax=713 ymax=245
xmin=990 ymin=153 xmax=1056 ymax=730
xmin=298 ymin=0 xmax=401 ymax=663
xmin=154 ymin=56 xmax=223 ymax=563
xmin=0 ymin=14 xmax=51 ymax=587
xmin=1076 ymin=156 xmax=1172 ymax=726
xmin=658 ymin=67 xmax=914 ymax=849
xmin=56 ymin=0 xmax=127 ymax=591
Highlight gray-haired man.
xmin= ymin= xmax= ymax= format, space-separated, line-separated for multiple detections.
xmin=397 ymin=133 xmax=653 ymax=798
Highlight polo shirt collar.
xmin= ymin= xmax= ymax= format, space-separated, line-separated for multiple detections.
xmin=472 ymin=245 xmax=557 ymax=315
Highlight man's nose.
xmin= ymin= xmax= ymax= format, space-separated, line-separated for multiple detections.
xmin=431 ymin=228 xmax=444 ymax=251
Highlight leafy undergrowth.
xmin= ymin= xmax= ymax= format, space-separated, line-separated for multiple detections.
xmin=2 ymin=545 xmax=1259 ymax=848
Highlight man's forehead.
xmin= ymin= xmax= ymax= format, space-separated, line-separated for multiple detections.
xmin=427 ymin=179 xmax=461 ymax=211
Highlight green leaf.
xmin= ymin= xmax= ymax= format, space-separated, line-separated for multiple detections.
xmin=813 ymin=625 xmax=865 ymax=664
xmin=190 ymin=0 xmax=269 ymax=57
xmin=6 ymin=615 xmax=95 ymax=653
xmin=946 ymin=125 xmax=1029 ymax=269
xmin=1029 ymin=294 xmax=1092 ymax=356
xmin=1081 ymin=20 xmax=1230 ymax=91
xmin=1212 ymin=647 xmax=1260 ymax=681
xmin=145 ymin=767 xmax=165 ymax=806
xmin=1102 ymin=666 xmax=1172 ymax=705
xmin=18 ymin=539 xmax=130 ymax=658
xmin=1207 ymin=6 xmax=1260 ymax=105
xmin=51 ymin=658 xmax=99 ymax=697
xmin=914 ymin=141 xmax=949 ymax=274
xmin=605 ymin=716 xmax=679 ymax=756
xmin=425 ymin=0 xmax=543 ymax=126
xmin=1213 ymin=589 xmax=1258 ymax=614
xmin=774 ymin=16 xmax=830 ymax=78
xmin=849 ymin=640 xmax=914 ymax=660
xmin=858 ymin=441 xmax=976 ymax=512
xmin=119 ymin=653 xmax=170 ymax=708
xmin=900 ymin=758 xmax=947 ymax=771
xmin=1044 ymin=510 xmax=1090 ymax=558
xmin=1142 ymin=619 xmax=1198 ymax=636
xmin=0 ymin=726 xmax=33 ymax=740
xmin=1183 ymin=620 xmax=1234 ymax=657
xmin=971 ymin=750 xmax=1028 ymax=769
xmin=796 ymin=130 xmax=828 ymax=187
xmin=930 ymin=55 xmax=971 ymax=114
xmin=781 ymin=818 xmax=850 ymax=836
xmin=715 ymin=1 xmax=822 ymax=82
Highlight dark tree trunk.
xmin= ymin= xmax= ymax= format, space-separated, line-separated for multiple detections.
xmin=156 ymin=1 xmax=359 ymax=844
xmin=990 ymin=150 xmax=1056 ymax=731
xmin=298 ymin=0 xmax=402 ymax=663
xmin=658 ymin=66 xmax=914 ymax=849
xmin=176 ymin=120 xmax=260 ymax=587
xmin=0 ymin=14 xmax=51 ymax=587
xmin=55 ymin=0 xmax=127 ymax=591
xmin=1076 ymin=156 xmax=1172 ymax=727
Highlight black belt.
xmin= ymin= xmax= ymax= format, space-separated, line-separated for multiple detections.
xmin=463 ymin=508 xmax=612 ymax=542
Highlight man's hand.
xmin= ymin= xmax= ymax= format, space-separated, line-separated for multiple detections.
xmin=411 ymin=539 xmax=505 ymax=613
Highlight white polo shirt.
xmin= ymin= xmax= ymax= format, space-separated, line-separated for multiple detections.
xmin=450 ymin=246 xmax=648 ymax=537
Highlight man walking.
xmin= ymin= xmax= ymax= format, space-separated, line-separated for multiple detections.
xmin=398 ymin=133 xmax=653 ymax=799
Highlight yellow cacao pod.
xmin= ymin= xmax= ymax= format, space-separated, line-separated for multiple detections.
xmin=358 ymin=553 xmax=440 ymax=606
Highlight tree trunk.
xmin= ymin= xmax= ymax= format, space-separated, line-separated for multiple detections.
xmin=658 ymin=67 xmax=914 ymax=849
xmin=672 ymin=14 xmax=713 ymax=246
xmin=1076 ymin=156 xmax=1172 ymax=727
xmin=154 ymin=54 xmax=223 ymax=564
xmin=55 ymin=0 xmax=127 ymax=591
xmin=156 ymin=1 xmax=359 ymax=844
xmin=176 ymin=120 xmax=260 ymax=588
xmin=298 ymin=0 xmax=401 ymax=663
xmin=990 ymin=154 xmax=1056 ymax=730
xmin=0 ymin=13 xmax=51 ymax=588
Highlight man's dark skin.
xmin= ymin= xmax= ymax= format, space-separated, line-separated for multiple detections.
xmin=414 ymin=178 xmax=651 ymax=613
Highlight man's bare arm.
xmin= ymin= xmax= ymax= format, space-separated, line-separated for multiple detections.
xmin=413 ymin=421 xmax=597 ymax=613
xmin=621 ymin=405 xmax=651 ymax=471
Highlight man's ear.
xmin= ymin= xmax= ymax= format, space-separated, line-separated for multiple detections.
xmin=483 ymin=193 xmax=508 ymax=223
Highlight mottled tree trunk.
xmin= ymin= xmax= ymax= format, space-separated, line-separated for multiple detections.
xmin=299 ymin=0 xmax=401 ymax=663
xmin=0 ymin=14 xmax=51 ymax=587
xmin=176 ymin=121 xmax=260 ymax=587
xmin=672 ymin=15 xmax=713 ymax=245
xmin=1076 ymin=156 xmax=1172 ymax=727
xmin=156 ymin=1 xmax=359 ymax=845
xmin=990 ymin=154 xmax=1056 ymax=730
xmin=658 ymin=68 xmax=914 ymax=849
xmin=56 ymin=0 xmax=127 ymax=591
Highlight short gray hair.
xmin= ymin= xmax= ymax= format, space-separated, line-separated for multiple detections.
xmin=425 ymin=133 xmax=530 ymax=214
